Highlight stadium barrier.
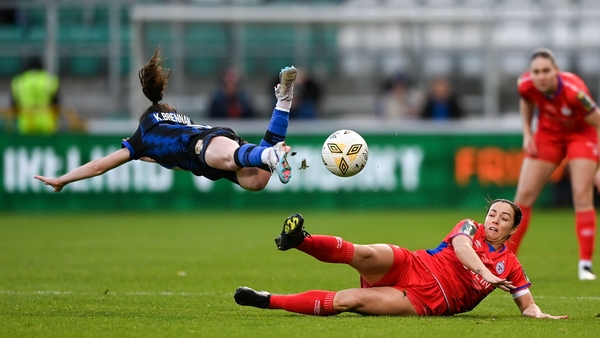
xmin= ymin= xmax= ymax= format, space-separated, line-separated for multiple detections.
xmin=0 ymin=132 xmax=562 ymax=211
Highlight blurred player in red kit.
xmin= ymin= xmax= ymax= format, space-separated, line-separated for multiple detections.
xmin=512 ymin=48 xmax=600 ymax=280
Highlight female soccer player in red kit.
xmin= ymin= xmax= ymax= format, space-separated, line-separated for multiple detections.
xmin=235 ymin=199 xmax=566 ymax=318
xmin=511 ymin=48 xmax=600 ymax=280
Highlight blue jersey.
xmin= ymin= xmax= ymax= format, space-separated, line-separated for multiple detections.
xmin=122 ymin=112 xmax=209 ymax=175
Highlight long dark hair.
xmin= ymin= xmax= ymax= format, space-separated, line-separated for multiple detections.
xmin=138 ymin=47 xmax=175 ymax=122
xmin=485 ymin=198 xmax=522 ymax=228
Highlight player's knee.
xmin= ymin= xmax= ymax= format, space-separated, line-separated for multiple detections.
xmin=571 ymin=187 xmax=594 ymax=207
xmin=514 ymin=191 xmax=536 ymax=207
xmin=332 ymin=290 xmax=363 ymax=312
xmin=353 ymin=245 xmax=376 ymax=262
xmin=243 ymin=182 xmax=267 ymax=191
xmin=353 ymin=244 xmax=389 ymax=266
xmin=239 ymin=173 xmax=270 ymax=191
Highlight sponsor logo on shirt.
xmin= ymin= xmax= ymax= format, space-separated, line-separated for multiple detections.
xmin=561 ymin=106 xmax=572 ymax=116
xmin=469 ymin=269 xmax=492 ymax=290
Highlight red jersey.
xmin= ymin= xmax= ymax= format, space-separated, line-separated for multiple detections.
xmin=518 ymin=71 xmax=597 ymax=135
xmin=414 ymin=219 xmax=531 ymax=315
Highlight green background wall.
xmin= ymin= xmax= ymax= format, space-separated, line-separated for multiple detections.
xmin=1 ymin=132 xmax=557 ymax=211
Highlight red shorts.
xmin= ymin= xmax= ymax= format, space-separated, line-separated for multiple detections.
xmin=530 ymin=130 xmax=598 ymax=165
xmin=360 ymin=245 xmax=450 ymax=316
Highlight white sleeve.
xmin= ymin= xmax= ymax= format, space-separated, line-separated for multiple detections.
xmin=511 ymin=288 xmax=530 ymax=299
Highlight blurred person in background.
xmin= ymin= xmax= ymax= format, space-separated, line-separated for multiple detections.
xmin=290 ymin=70 xmax=323 ymax=120
xmin=0 ymin=6 xmax=18 ymax=25
xmin=207 ymin=66 xmax=255 ymax=119
xmin=235 ymin=199 xmax=566 ymax=319
xmin=375 ymin=73 xmax=423 ymax=120
xmin=511 ymin=48 xmax=600 ymax=281
xmin=35 ymin=47 xmax=298 ymax=192
xmin=420 ymin=77 xmax=463 ymax=121
xmin=10 ymin=57 xmax=60 ymax=134
xmin=268 ymin=70 xmax=322 ymax=120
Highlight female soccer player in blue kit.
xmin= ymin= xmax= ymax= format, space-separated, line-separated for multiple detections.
xmin=34 ymin=47 xmax=297 ymax=192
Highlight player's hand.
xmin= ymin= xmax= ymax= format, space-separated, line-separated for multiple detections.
xmin=533 ymin=313 xmax=568 ymax=319
xmin=522 ymin=133 xmax=537 ymax=156
xmin=482 ymin=272 xmax=514 ymax=292
xmin=492 ymin=280 xmax=515 ymax=292
xmin=33 ymin=175 xmax=65 ymax=193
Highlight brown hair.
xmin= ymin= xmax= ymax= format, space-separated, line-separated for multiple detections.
xmin=138 ymin=46 xmax=176 ymax=122
xmin=530 ymin=47 xmax=556 ymax=66
xmin=485 ymin=198 xmax=522 ymax=228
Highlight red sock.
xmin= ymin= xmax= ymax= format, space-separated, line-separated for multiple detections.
xmin=297 ymin=235 xmax=354 ymax=264
xmin=269 ymin=290 xmax=338 ymax=316
xmin=576 ymin=210 xmax=596 ymax=261
xmin=507 ymin=204 xmax=531 ymax=255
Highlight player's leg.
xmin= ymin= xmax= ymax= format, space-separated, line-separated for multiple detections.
xmin=275 ymin=214 xmax=395 ymax=283
xmin=568 ymin=158 xmax=597 ymax=280
xmin=259 ymin=66 xmax=297 ymax=147
xmin=235 ymin=286 xmax=338 ymax=316
xmin=234 ymin=286 xmax=417 ymax=316
xmin=333 ymin=287 xmax=418 ymax=316
xmin=232 ymin=141 xmax=292 ymax=184
xmin=510 ymin=157 xmax=558 ymax=253
xmin=235 ymin=167 xmax=271 ymax=191
xmin=203 ymin=136 xmax=243 ymax=171
xmin=511 ymin=133 xmax=564 ymax=254
xmin=222 ymin=67 xmax=297 ymax=184
xmin=202 ymin=134 xmax=292 ymax=184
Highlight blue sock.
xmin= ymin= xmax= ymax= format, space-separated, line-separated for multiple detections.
xmin=234 ymin=144 xmax=268 ymax=167
xmin=260 ymin=108 xmax=289 ymax=147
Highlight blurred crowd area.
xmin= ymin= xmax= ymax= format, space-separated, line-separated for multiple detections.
xmin=1 ymin=0 xmax=600 ymax=131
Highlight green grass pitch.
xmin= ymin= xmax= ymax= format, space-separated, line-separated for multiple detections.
xmin=1 ymin=209 xmax=600 ymax=337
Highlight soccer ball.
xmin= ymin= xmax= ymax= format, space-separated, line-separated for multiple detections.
xmin=321 ymin=129 xmax=369 ymax=177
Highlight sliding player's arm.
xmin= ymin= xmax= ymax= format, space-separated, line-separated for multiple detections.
xmin=513 ymin=291 xmax=567 ymax=319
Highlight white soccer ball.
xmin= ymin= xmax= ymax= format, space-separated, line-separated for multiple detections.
xmin=321 ymin=129 xmax=369 ymax=177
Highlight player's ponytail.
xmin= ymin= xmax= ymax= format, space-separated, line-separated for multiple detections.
xmin=138 ymin=46 xmax=175 ymax=121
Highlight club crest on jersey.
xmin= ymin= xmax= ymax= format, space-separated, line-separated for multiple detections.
xmin=496 ymin=261 xmax=505 ymax=274
xmin=561 ymin=106 xmax=572 ymax=116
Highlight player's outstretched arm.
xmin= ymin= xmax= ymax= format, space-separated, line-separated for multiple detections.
xmin=451 ymin=236 xmax=514 ymax=291
xmin=514 ymin=292 xmax=568 ymax=319
xmin=34 ymin=148 xmax=131 ymax=192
